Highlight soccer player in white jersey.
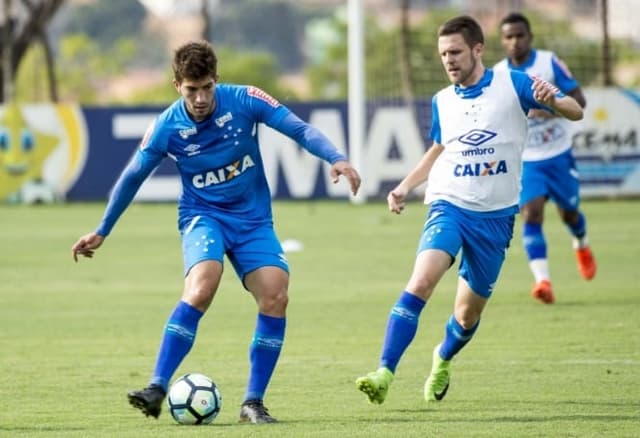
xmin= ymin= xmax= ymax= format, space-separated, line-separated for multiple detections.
xmin=71 ymin=41 xmax=361 ymax=424
xmin=356 ymin=15 xmax=583 ymax=405
xmin=495 ymin=12 xmax=596 ymax=304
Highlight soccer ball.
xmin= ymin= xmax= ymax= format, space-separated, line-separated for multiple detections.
xmin=167 ymin=373 xmax=222 ymax=425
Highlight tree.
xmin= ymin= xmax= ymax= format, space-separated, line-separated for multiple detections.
xmin=0 ymin=0 xmax=65 ymax=102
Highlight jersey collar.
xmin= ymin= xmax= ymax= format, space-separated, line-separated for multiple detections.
xmin=454 ymin=68 xmax=493 ymax=99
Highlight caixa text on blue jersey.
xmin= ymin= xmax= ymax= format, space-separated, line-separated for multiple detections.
xmin=191 ymin=154 xmax=256 ymax=188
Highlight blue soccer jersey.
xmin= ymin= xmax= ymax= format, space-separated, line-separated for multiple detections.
xmin=96 ymin=84 xmax=346 ymax=236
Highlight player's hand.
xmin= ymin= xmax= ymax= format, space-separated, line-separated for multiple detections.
xmin=330 ymin=160 xmax=362 ymax=196
xmin=531 ymin=75 xmax=560 ymax=107
xmin=387 ymin=186 xmax=408 ymax=214
xmin=71 ymin=232 xmax=105 ymax=262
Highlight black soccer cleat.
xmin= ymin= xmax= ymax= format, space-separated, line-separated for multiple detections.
xmin=238 ymin=399 xmax=277 ymax=424
xmin=127 ymin=384 xmax=166 ymax=419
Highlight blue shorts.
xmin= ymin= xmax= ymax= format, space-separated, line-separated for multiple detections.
xmin=179 ymin=214 xmax=289 ymax=283
xmin=520 ymin=149 xmax=580 ymax=211
xmin=417 ymin=201 xmax=515 ymax=298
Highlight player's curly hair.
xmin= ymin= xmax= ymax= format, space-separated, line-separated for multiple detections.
xmin=172 ymin=41 xmax=219 ymax=83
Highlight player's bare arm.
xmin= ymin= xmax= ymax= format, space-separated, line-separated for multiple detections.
xmin=330 ymin=160 xmax=362 ymax=195
xmin=71 ymin=232 xmax=105 ymax=262
xmin=531 ymin=77 xmax=583 ymax=121
xmin=388 ymin=143 xmax=444 ymax=214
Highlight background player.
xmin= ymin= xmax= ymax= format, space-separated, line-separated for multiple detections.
xmin=495 ymin=12 xmax=596 ymax=304
xmin=71 ymin=40 xmax=361 ymax=424
xmin=356 ymin=15 xmax=583 ymax=405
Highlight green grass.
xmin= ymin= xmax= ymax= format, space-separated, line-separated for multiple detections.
xmin=0 ymin=199 xmax=638 ymax=437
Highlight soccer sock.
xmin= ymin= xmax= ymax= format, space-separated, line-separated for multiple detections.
xmin=523 ymin=222 xmax=550 ymax=282
xmin=567 ymin=212 xmax=588 ymax=248
xmin=379 ymin=291 xmax=426 ymax=374
xmin=150 ymin=300 xmax=203 ymax=392
xmin=244 ymin=313 xmax=286 ymax=402
xmin=439 ymin=315 xmax=479 ymax=361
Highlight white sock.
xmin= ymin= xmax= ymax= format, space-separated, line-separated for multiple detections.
xmin=529 ymin=259 xmax=550 ymax=283
xmin=572 ymin=235 xmax=589 ymax=250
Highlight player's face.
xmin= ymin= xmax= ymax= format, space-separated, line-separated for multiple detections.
xmin=500 ymin=22 xmax=532 ymax=65
xmin=175 ymin=76 xmax=216 ymax=122
xmin=438 ymin=33 xmax=483 ymax=87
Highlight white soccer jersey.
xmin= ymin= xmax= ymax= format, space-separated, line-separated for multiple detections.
xmin=426 ymin=69 xmax=528 ymax=212
xmin=494 ymin=50 xmax=578 ymax=161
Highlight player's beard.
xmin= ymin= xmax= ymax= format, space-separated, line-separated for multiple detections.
xmin=189 ymin=100 xmax=214 ymax=121
xmin=455 ymin=56 xmax=477 ymax=86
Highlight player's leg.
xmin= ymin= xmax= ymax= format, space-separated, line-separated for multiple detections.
xmin=128 ymin=216 xmax=224 ymax=419
xmin=356 ymin=202 xmax=458 ymax=404
xmin=425 ymin=279 xmax=486 ymax=401
xmin=231 ymin=224 xmax=289 ymax=424
xmin=425 ymin=212 xmax=513 ymax=402
xmin=549 ymin=151 xmax=596 ymax=280
xmin=521 ymin=160 xmax=555 ymax=303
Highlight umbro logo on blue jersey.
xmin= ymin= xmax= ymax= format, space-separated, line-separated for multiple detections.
xmin=215 ymin=111 xmax=233 ymax=127
xmin=184 ymin=144 xmax=201 ymax=156
xmin=179 ymin=126 xmax=197 ymax=139
xmin=458 ymin=129 xmax=497 ymax=146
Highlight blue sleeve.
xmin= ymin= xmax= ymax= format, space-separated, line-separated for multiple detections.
xmin=509 ymin=70 xmax=562 ymax=114
xmin=270 ymin=112 xmax=347 ymax=164
xmin=429 ymin=95 xmax=441 ymax=144
xmin=240 ymin=85 xmax=346 ymax=163
xmin=551 ymin=55 xmax=580 ymax=94
xmin=95 ymin=148 xmax=163 ymax=236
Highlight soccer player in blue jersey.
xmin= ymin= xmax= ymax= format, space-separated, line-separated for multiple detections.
xmin=356 ymin=15 xmax=583 ymax=405
xmin=71 ymin=41 xmax=361 ymax=424
xmin=495 ymin=12 xmax=596 ymax=304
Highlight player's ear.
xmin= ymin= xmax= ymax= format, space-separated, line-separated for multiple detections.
xmin=173 ymin=79 xmax=181 ymax=93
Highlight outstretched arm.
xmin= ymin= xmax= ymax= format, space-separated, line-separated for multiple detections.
xmin=388 ymin=143 xmax=444 ymax=214
xmin=531 ymin=76 xmax=583 ymax=121
xmin=71 ymin=149 xmax=160 ymax=261
xmin=330 ymin=160 xmax=361 ymax=196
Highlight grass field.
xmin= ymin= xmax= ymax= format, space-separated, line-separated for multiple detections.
xmin=1 ymin=199 xmax=639 ymax=437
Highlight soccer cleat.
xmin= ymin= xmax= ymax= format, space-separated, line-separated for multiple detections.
xmin=355 ymin=367 xmax=394 ymax=404
xmin=575 ymin=247 xmax=596 ymax=280
xmin=127 ymin=384 xmax=166 ymax=419
xmin=531 ymin=280 xmax=555 ymax=304
xmin=424 ymin=344 xmax=451 ymax=402
xmin=239 ymin=399 xmax=277 ymax=424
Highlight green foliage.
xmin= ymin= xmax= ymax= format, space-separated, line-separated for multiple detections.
xmin=55 ymin=34 xmax=137 ymax=102
xmin=13 ymin=45 xmax=50 ymax=102
xmin=210 ymin=0 xmax=318 ymax=72
xmin=124 ymin=47 xmax=298 ymax=105
xmin=306 ymin=8 xmax=639 ymax=100
xmin=0 ymin=200 xmax=639 ymax=437
xmin=63 ymin=0 xmax=147 ymax=49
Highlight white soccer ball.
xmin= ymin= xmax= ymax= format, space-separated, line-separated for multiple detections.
xmin=167 ymin=373 xmax=222 ymax=425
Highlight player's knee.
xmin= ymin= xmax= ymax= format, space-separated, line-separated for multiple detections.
xmin=259 ymin=289 xmax=288 ymax=315
xmin=183 ymin=286 xmax=216 ymax=311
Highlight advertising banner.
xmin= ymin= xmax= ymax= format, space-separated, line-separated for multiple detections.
xmin=0 ymin=87 xmax=638 ymax=203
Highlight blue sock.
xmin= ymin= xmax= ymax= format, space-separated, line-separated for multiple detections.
xmin=439 ymin=315 xmax=479 ymax=360
xmin=244 ymin=313 xmax=286 ymax=402
xmin=523 ymin=222 xmax=546 ymax=260
xmin=150 ymin=301 xmax=203 ymax=391
xmin=567 ymin=212 xmax=586 ymax=239
xmin=380 ymin=291 xmax=426 ymax=373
